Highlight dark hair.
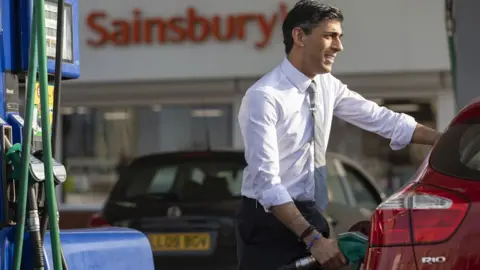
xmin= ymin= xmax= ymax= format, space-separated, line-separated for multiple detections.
xmin=282 ymin=1 xmax=343 ymax=54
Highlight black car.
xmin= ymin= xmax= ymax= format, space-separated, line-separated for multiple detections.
xmin=90 ymin=150 xmax=385 ymax=270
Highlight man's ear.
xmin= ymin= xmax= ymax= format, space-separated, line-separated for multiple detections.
xmin=292 ymin=27 xmax=305 ymax=48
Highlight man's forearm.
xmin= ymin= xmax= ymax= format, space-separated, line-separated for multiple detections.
xmin=411 ymin=123 xmax=442 ymax=145
xmin=270 ymin=202 xmax=317 ymax=243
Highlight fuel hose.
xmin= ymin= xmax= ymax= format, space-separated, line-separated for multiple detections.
xmin=38 ymin=0 xmax=68 ymax=267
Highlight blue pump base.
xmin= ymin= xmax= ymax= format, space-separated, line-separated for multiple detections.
xmin=0 ymin=226 xmax=155 ymax=269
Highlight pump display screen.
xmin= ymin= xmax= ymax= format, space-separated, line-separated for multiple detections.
xmin=44 ymin=1 xmax=73 ymax=63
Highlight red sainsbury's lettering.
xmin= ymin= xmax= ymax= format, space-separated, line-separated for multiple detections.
xmin=86 ymin=2 xmax=288 ymax=49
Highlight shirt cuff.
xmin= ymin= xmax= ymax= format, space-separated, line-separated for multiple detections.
xmin=258 ymin=183 xmax=293 ymax=212
xmin=390 ymin=113 xmax=417 ymax=150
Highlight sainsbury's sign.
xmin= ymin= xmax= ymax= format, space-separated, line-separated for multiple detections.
xmin=86 ymin=3 xmax=288 ymax=49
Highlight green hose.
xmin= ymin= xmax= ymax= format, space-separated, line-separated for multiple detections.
xmin=36 ymin=0 xmax=64 ymax=267
xmin=447 ymin=36 xmax=457 ymax=96
xmin=445 ymin=0 xmax=458 ymax=111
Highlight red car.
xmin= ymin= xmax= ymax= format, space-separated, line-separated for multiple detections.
xmin=365 ymin=101 xmax=480 ymax=270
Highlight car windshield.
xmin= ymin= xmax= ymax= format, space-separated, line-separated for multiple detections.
xmin=430 ymin=119 xmax=480 ymax=180
xmin=119 ymin=158 xmax=245 ymax=201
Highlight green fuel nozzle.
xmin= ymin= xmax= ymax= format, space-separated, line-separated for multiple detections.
xmin=337 ymin=231 xmax=368 ymax=270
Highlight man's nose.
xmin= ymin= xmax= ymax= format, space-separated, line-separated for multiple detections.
xmin=332 ymin=38 xmax=343 ymax=52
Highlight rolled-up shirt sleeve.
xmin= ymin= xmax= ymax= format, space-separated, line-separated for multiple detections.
xmin=238 ymin=89 xmax=292 ymax=210
xmin=332 ymin=78 xmax=417 ymax=150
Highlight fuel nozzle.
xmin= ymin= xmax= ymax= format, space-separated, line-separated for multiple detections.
xmin=277 ymin=221 xmax=371 ymax=270
xmin=337 ymin=231 xmax=368 ymax=270
xmin=340 ymin=220 xmax=371 ymax=270
xmin=5 ymin=143 xmax=43 ymax=183
xmin=32 ymin=150 xmax=66 ymax=185
xmin=5 ymin=143 xmax=22 ymax=181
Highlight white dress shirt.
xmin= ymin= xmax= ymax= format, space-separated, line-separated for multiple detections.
xmin=238 ymin=58 xmax=417 ymax=211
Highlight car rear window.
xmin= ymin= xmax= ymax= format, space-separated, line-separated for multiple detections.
xmin=430 ymin=118 xmax=480 ymax=180
xmin=117 ymin=156 xmax=245 ymax=201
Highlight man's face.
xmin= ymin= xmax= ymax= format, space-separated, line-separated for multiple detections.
xmin=303 ymin=19 xmax=343 ymax=74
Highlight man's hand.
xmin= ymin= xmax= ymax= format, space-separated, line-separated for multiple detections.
xmin=270 ymin=202 xmax=347 ymax=269
xmin=411 ymin=123 xmax=442 ymax=145
xmin=305 ymin=233 xmax=348 ymax=270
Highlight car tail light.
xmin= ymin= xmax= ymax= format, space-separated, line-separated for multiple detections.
xmin=370 ymin=183 xmax=469 ymax=246
xmin=88 ymin=213 xmax=111 ymax=227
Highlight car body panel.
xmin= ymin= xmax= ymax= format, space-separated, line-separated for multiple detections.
xmin=411 ymin=168 xmax=480 ymax=270
xmin=365 ymin=246 xmax=417 ymax=270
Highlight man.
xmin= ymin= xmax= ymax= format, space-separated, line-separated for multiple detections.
xmin=235 ymin=1 xmax=442 ymax=270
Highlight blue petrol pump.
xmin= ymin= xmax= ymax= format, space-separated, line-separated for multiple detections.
xmin=0 ymin=0 xmax=155 ymax=269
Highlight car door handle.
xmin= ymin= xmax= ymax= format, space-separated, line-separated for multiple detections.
xmin=331 ymin=219 xmax=338 ymax=227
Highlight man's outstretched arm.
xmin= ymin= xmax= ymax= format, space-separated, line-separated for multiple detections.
xmin=331 ymin=77 xmax=442 ymax=149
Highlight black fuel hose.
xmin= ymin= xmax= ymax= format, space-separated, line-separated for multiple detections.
xmin=28 ymin=184 xmax=44 ymax=269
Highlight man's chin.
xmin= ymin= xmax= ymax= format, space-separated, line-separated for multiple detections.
xmin=318 ymin=65 xmax=333 ymax=74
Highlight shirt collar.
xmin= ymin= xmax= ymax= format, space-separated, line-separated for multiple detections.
xmin=280 ymin=57 xmax=314 ymax=93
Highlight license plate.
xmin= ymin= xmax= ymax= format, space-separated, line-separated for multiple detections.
xmin=148 ymin=232 xmax=211 ymax=251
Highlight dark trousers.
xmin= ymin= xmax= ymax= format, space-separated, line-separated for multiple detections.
xmin=235 ymin=196 xmax=330 ymax=270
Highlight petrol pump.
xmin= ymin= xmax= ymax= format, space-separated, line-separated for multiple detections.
xmin=0 ymin=0 xmax=155 ymax=269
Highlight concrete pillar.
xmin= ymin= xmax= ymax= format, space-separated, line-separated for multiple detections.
xmin=453 ymin=0 xmax=480 ymax=109
xmin=435 ymin=90 xmax=456 ymax=132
